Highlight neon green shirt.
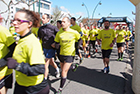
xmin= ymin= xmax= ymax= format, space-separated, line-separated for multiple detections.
xmin=126 ymin=30 xmax=131 ymax=40
xmin=81 ymin=28 xmax=89 ymax=40
xmin=31 ymin=27 xmax=39 ymax=37
xmin=89 ymin=29 xmax=97 ymax=41
xmin=116 ymin=30 xmax=127 ymax=43
xmin=12 ymin=33 xmax=45 ymax=86
xmin=97 ymin=29 xmax=116 ymax=50
xmin=70 ymin=24 xmax=81 ymax=33
xmin=0 ymin=25 xmax=15 ymax=80
xmin=55 ymin=28 xmax=80 ymax=56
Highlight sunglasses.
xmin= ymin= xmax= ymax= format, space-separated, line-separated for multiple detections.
xmin=12 ymin=18 xmax=30 ymax=24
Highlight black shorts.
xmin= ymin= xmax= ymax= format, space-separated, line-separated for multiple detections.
xmin=14 ymin=78 xmax=49 ymax=94
xmin=89 ymin=40 xmax=96 ymax=49
xmin=0 ymin=74 xmax=13 ymax=89
xmin=117 ymin=42 xmax=125 ymax=48
xmin=125 ymin=40 xmax=129 ymax=42
xmin=102 ymin=49 xmax=112 ymax=59
xmin=59 ymin=55 xmax=74 ymax=63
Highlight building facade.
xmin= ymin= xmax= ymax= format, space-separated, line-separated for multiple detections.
xmin=0 ymin=0 xmax=51 ymax=28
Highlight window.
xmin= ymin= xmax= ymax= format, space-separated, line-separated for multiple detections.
xmin=11 ymin=11 xmax=13 ymax=13
xmin=36 ymin=2 xmax=43 ymax=8
xmin=11 ymin=7 xmax=13 ymax=9
xmin=44 ymin=4 xmax=49 ymax=9
xmin=16 ymin=8 xmax=20 ymax=12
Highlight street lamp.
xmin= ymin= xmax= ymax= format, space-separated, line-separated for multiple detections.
xmin=82 ymin=2 xmax=90 ymax=25
xmin=107 ymin=13 xmax=112 ymax=17
xmin=92 ymin=0 xmax=102 ymax=20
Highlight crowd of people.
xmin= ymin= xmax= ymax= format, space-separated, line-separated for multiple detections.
xmin=0 ymin=9 xmax=134 ymax=94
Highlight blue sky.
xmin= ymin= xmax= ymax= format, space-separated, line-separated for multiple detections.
xmin=50 ymin=0 xmax=135 ymax=22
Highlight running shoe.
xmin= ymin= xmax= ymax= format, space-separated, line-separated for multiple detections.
xmin=56 ymin=89 xmax=62 ymax=94
xmin=117 ymin=58 xmax=121 ymax=61
xmin=121 ymin=58 xmax=123 ymax=61
xmin=79 ymin=57 xmax=84 ymax=64
xmin=87 ymin=55 xmax=91 ymax=58
xmin=72 ymin=63 xmax=79 ymax=72
xmin=55 ymin=71 xmax=60 ymax=78
xmin=95 ymin=49 xmax=98 ymax=53
xmin=102 ymin=67 xmax=110 ymax=73
xmin=75 ymin=56 xmax=79 ymax=60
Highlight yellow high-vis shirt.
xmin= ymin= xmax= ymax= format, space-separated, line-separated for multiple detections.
xmin=31 ymin=27 xmax=39 ymax=37
xmin=0 ymin=25 xmax=15 ymax=80
xmin=70 ymin=24 xmax=81 ymax=33
xmin=95 ymin=28 xmax=100 ymax=34
xmin=55 ymin=28 xmax=80 ymax=56
xmin=81 ymin=28 xmax=89 ymax=40
xmin=89 ymin=29 xmax=97 ymax=41
xmin=12 ymin=33 xmax=45 ymax=87
xmin=116 ymin=30 xmax=127 ymax=43
xmin=97 ymin=29 xmax=116 ymax=50
xmin=126 ymin=30 xmax=131 ymax=40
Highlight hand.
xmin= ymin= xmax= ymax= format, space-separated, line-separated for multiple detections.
xmin=110 ymin=43 xmax=114 ymax=47
xmin=7 ymin=58 xmax=18 ymax=69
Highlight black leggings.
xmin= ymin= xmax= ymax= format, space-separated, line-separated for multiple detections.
xmin=89 ymin=40 xmax=96 ymax=55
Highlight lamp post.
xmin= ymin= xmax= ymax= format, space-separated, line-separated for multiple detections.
xmin=38 ymin=0 xmax=41 ymax=14
xmin=92 ymin=0 xmax=102 ymax=20
xmin=82 ymin=3 xmax=90 ymax=26
xmin=107 ymin=13 xmax=112 ymax=17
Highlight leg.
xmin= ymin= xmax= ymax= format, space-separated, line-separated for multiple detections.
xmin=0 ymin=87 xmax=6 ymax=94
xmin=44 ymin=58 xmax=50 ymax=79
xmin=57 ymin=62 xmax=72 ymax=93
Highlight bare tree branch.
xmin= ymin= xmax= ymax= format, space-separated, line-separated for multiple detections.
xmin=30 ymin=0 xmax=39 ymax=6
xmin=21 ymin=0 xmax=28 ymax=5
xmin=0 ymin=0 xmax=8 ymax=6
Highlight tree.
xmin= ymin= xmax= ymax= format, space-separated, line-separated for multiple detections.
xmin=0 ymin=0 xmax=38 ymax=25
xmin=51 ymin=5 xmax=63 ymax=26
xmin=0 ymin=0 xmax=21 ymax=25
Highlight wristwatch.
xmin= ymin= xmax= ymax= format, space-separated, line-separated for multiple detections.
xmin=15 ymin=63 xmax=21 ymax=71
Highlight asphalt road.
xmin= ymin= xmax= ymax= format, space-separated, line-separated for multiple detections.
xmin=7 ymin=43 xmax=134 ymax=94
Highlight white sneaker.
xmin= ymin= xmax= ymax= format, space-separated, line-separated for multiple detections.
xmin=55 ymin=71 xmax=60 ymax=78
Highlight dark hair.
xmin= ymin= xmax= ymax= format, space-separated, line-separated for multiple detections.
xmin=57 ymin=20 xmax=62 ymax=24
xmin=104 ymin=20 xmax=110 ymax=23
xmin=71 ymin=17 xmax=76 ymax=21
xmin=17 ymin=9 xmax=41 ymax=27
xmin=44 ymin=14 xmax=50 ymax=19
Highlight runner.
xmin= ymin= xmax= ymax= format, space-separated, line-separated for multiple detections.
xmin=97 ymin=20 xmax=116 ymax=73
xmin=6 ymin=9 xmax=50 ymax=94
xmin=116 ymin=24 xmax=127 ymax=61
xmin=88 ymin=24 xmax=98 ymax=58
xmin=79 ymin=23 xmax=88 ymax=58
xmin=54 ymin=17 xmax=80 ymax=94
xmin=0 ymin=15 xmax=16 ymax=94
xmin=70 ymin=17 xmax=83 ymax=64
xmin=57 ymin=20 xmax=62 ymax=30
xmin=38 ymin=14 xmax=60 ymax=78
xmin=125 ymin=27 xmax=132 ymax=52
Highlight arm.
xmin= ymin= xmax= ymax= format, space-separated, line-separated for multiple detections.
xmin=6 ymin=58 xmax=45 ymax=76
xmin=18 ymin=62 xmax=45 ymax=76
xmin=110 ymin=38 xmax=116 ymax=47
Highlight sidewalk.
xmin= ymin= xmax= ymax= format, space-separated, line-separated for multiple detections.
xmin=7 ymin=43 xmax=134 ymax=94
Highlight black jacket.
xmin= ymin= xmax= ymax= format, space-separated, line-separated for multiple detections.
xmin=38 ymin=24 xmax=59 ymax=49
